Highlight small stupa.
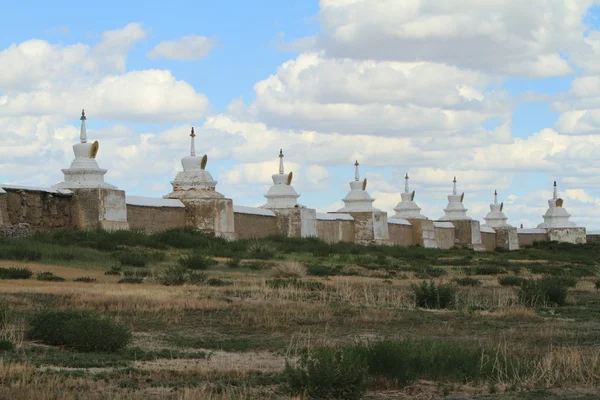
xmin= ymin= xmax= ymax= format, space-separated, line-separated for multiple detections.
xmin=391 ymin=173 xmax=427 ymax=219
xmin=537 ymin=181 xmax=577 ymax=228
xmin=262 ymin=149 xmax=300 ymax=209
xmin=164 ymin=127 xmax=223 ymax=199
xmin=54 ymin=110 xmax=117 ymax=190
xmin=483 ymin=190 xmax=510 ymax=228
xmin=440 ymin=177 xmax=471 ymax=220
xmin=337 ymin=161 xmax=377 ymax=212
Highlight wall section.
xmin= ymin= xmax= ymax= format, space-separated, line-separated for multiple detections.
xmin=126 ymin=205 xmax=186 ymax=232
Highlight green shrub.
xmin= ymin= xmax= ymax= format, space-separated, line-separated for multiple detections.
xmin=283 ymin=347 xmax=367 ymax=400
xmin=596 ymin=279 xmax=600 ymax=290
xmin=226 ymin=258 xmax=241 ymax=268
xmin=498 ymin=276 xmax=525 ymax=287
xmin=0 ymin=339 xmax=14 ymax=351
xmin=36 ymin=272 xmax=65 ymax=282
xmin=104 ymin=265 xmax=122 ymax=276
xmin=178 ymin=252 xmax=215 ymax=270
xmin=246 ymin=261 xmax=268 ymax=271
xmin=307 ymin=264 xmax=337 ymax=277
xmin=123 ymin=270 xmax=151 ymax=278
xmin=411 ymin=281 xmax=456 ymax=309
xmin=118 ymin=277 xmax=143 ymax=284
xmin=158 ymin=265 xmax=187 ymax=286
xmin=553 ymin=276 xmax=577 ymax=288
xmin=188 ymin=271 xmax=208 ymax=285
xmin=0 ymin=243 xmax=42 ymax=261
xmin=27 ymin=310 xmax=131 ymax=352
xmin=518 ymin=277 xmax=569 ymax=307
xmin=464 ymin=266 xmax=505 ymax=275
xmin=73 ymin=277 xmax=96 ymax=283
xmin=266 ymin=278 xmax=326 ymax=291
xmin=205 ymin=278 xmax=233 ymax=287
xmin=454 ymin=277 xmax=481 ymax=287
xmin=115 ymin=251 xmax=150 ymax=267
xmin=247 ymin=240 xmax=279 ymax=259
xmin=0 ymin=267 xmax=32 ymax=280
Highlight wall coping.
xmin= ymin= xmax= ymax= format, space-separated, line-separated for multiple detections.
xmin=388 ymin=218 xmax=411 ymax=226
xmin=233 ymin=205 xmax=276 ymax=217
xmin=518 ymin=228 xmax=547 ymax=234
xmin=587 ymin=231 xmax=600 ymax=235
xmin=0 ymin=184 xmax=73 ymax=196
xmin=316 ymin=212 xmax=354 ymax=221
xmin=126 ymin=196 xmax=185 ymax=208
xmin=480 ymin=225 xmax=496 ymax=234
xmin=433 ymin=221 xmax=454 ymax=229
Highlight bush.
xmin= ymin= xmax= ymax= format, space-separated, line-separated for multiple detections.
xmin=188 ymin=271 xmax=208 ymax=285
xmin=0 ymin=267 xmax=32 ymax=280
xmin=596 ymin=279 xmax=600 ymax=290
xmin=498 ymin=276 xmax=525 ymax=287
xmin=157 ymin=265 xmax=187 ymax=286
xmin=247 ymin=240 xmax=279 ymax=260
xmin=123 ymin=270 xmax=151 ymax=278
xmin=27 ymin=310 xmax=131 ymax=352
xmin=307 ymin=264 xmax=337 ymax=277
xmin=272 ymin=261 xmax=306 ymax=278
xmin=226 ymin=258 xmax=241 ymax=268
xmin=118 ymin=277 xmax=143 ymax=284
xmin=73 ymin=277 xmax=96 ymax=283
xmin=412 ymin=266 xmax=447 ymax=279
xmin=36 ymin=272 xmax=65 ymax=282
xmin=246 ymin=261 xmax=269 ymax=271
xmin=178 ymin=252 xmax=216 ymax=270
xmin=411 ymin=281 xmax=456 ymax=309
xmin=463 ymin=266 xmax=505 ymax=275
xmin=115 ymin=251 xmax=151 ymax=267
xmin=0 ymin=243 xmax=42 ymax=261
xmin=518 ymin=277 xmax=569 ymax=307
xmin=0 ymin=339 xmax=14 ymax=352
xmin=454 ymin=277 xmax=481 ymax=287
xmin=283 ymin=347 xmax=367 ymax=400
xmin=266 ymin=278 xmax=326 ymax=292
xmin=105 ymin=265 xmax=122 ymax=276
xmin=205 ymin=278 xmax=233 ymax=287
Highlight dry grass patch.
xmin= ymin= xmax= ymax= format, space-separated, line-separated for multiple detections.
xmin=271 ymin=261 xmax=306 ymax=278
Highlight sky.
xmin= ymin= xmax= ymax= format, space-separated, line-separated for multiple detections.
xmin=2 ymin=0 xmax=600 ymax=229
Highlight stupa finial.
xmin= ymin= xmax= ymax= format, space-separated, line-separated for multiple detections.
xmin=404 ymin=173 xmax=409 ymax=194
xmin=80 ymin=109 xmax=87 ymax=144
xmin=190 ymin=127 xmax=196 ymax=157
xmin=553 ymin=180 xmax=557 ymax=200
xmin=494 ymin=190 xmax=498 ymax=204
xmin=452 ymin=176 xmax=457 ymax=195
xmin=279 ymin=149 xmax=284 ymax=174
xmin=354 ymin=160 xmax=360 ymax=181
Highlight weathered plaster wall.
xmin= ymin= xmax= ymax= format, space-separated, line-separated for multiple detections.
xmin=126 ymin=205 xmax=186 ymax=232
xmin=587 ymin=233 xmax=600 ymax=244
xmin=0 ymin=191 xmax=7 ymax=226
xmin=349 ymin=212 xmax=375 ymax=243
xmin=271 ymin=208 xmax=317 ymax=238
xmin=373 ymin=211 xmax=390 ymax=241
xmin=547 ymin=227 xmax=586 ymax=244
xmin=3 ymin=188 xmax=72 ymax=232
xmin=495 ymin=227 xmax=519 ymax=250
xmin=70 ymin=188 xmax=129 ymax=231
xmin=408 ymin=219 xmax=437 ymax=248
xmin=388 ymin=222 xmax=413 ymax=246
xmin=481 ymin=231 xmax=497 ymax=251
xmin=433 ymin=223 xmax=455 ymax=249
xmin=182 ymin=198 xmax=235 ymax=239
xmin=234 ymin=212 xmax=278 ymax=239
xmin=450 ymin=220 xmax=483 ymax=249
xmin=518 ymin=231 xmax=548 ymax=247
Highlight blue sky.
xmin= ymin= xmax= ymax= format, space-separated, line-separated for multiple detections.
xmin=3 ymin=1 xmax=600 ymax=228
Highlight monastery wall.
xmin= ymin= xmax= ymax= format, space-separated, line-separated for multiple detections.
xmin=126 ymin=197 xmax=186 ymax=232
xmin=586 ymin=232 xmax=600 ymax=244
xmin=517 ymin=229 xmax=548 ymax=247
xmin=233 ymin=206 xmax=278 ymax=239
xmin=316 ymin=213 xmax=355 ymax=243
xmin=480 ymin=226 xmax=497 ymax=251
xmin=0 ymin=186 xmax=73 ymax=233
xmin=433 ymin=222 xmax=455 ymax=249
xmin=387 ymin=220 xmax=413 ymax=246
xmin=547 ymin=227 xmax=586 ymax=244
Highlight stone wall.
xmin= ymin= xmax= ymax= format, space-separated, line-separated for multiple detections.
xmin=495 ymin=227 xmax=519 ymax=250
xmin=316 ymin=214 xmax=355 ymax=243
xmin=407 ymin=219 xmax=437 ymax=248
xmin=587 ymin=233 xmax=600 ymax=244
xmin=2 ymin=187 xmax=73 ymax=232
xmin=182 ymin=197 xmax=235 ymax=239
xmin=271 ymin=207 xmax=317 ymax=238
xmin=547 ymin=227 xmax=586 ymax=244
xmin=233 ymin=208 xmax=278 ymax=239
xmin=70 ymin=188 xmax=129 ymax=231
xmin=126 ymin=198 xmax=186 ymax=232
xmin=517 ymin=229 xmax=548 ymax=247
xmin=480 ymin=230 xmax=497 ymax=251
xmin=433 ymin=222 xmax=455 ymax=249
xmin=388 ymin=220 xmax=413 ymax=246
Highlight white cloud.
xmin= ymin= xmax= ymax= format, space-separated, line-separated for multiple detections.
xmin=147 ymin=35 xmax=215 ymax=61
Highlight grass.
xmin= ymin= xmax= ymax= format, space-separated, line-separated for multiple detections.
xmin=0 ymin=230 xmax=599 ymax=398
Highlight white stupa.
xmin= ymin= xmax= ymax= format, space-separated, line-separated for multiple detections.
xmin=337 ymin=161 xmax=378 ymax=212
xmin=164 ymin=128 xmax=223 ymax=200
xmin=537 ymin=181 xmax=577 ymax=228
xmin=54 ymin=110 xmax=117 ymax=190
xmin=483 ymin=190 xmax=510 ymax=228
xmin=262 ymin=149 xmax=300 ymax=209
xmin=440 ymin=177 xmax=471 ymax=220
xmin=391 ymin=173 xmax=427 ymax=220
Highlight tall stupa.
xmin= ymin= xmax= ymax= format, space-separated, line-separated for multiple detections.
xmin=337 ymin=161 xmax=377 ymax=212
xmin=391 ymin=173 xmax=427 ymax=220
xmin=164 ymin=128 xmax=222 ymax=199
xmin=54 ymin=110 xmax=117 ymax=190
xmin=483 ymin=190 xmax=510 ymax=228
xmin=262 ymin=149 xmax=300 ymax=209
xmin=439 ymin=177 xmax=471 ymax=220
xmin=537 ymin=181 xmax=577 ymax=228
